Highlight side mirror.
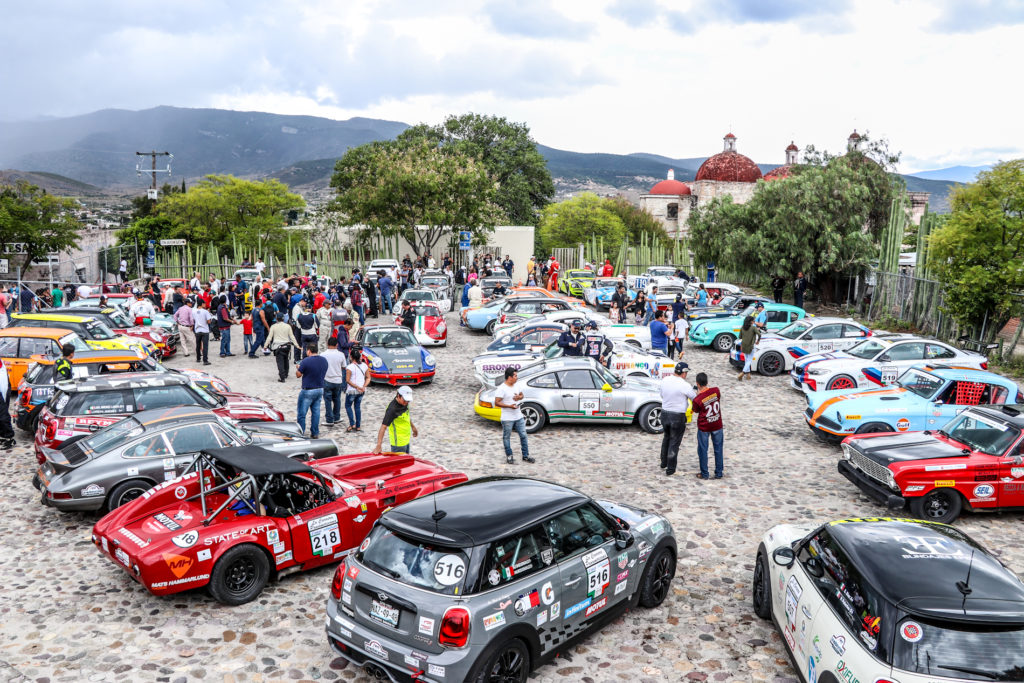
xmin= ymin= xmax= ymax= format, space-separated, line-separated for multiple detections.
xmin=615 ymin=529 xmax=634 ymax=550
xmin=602 ymin=383 xmax=613 ymax=393
xmin=772 ymin=547 xmax=795 ymax=568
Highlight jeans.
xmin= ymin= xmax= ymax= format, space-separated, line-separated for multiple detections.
xmin=742 ymin=352 xmax=753 ymax=374
xmin=219 ymin=327 xmax=232 ymax=355
xmin=381 ymin=291 xmax=392 ymax=314
xmin=345 ymin=392 xmax=363 ymax=428
xmin=652 ymin=343 xmax=667 ymax=355
xmin=243 ymin=334 xmax=252 ymax=354
xmin=659 ymin=410 xmax=686 ymax=473
xmin=195 ymin=332 xmax=209 ymax=362
xmin=297 ymin=388 xmax=323 ymax=437
xmin=389 ymin=444 xmax=410 ymax=454
xmin=642 ymin=309 xmax=655 ymax=325
xmin=250 ymin=324 xmax=265 ymax=357
xmin=353 ymin=304 xmax=364 ymax=324
xmin=501 ymin=418 xmax=530 ymax=460
xmin=323 ymin=381 xmax=343 ymax=423
xmin=697 ymin=429 xmax=724 ymax=478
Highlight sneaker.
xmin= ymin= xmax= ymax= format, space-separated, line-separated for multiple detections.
xmin=695 ymin=473 xmax=709 ymax=480
xmin=665 ymin=470 xmax=675 ymax=476
xmin=522 ymin=456 xmax=536 ymax=463
xmin=505 ymin=456 xmax=514 ymax=465
xmin=713 ymin=474 xmax=724 ymax=479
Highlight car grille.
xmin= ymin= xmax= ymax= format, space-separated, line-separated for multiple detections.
xmin=848 ymin=447 xmax=891 ymax=486
xmin=60 ymin=439 xmax=89 ymax=465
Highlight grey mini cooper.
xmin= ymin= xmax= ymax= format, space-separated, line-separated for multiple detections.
xmin=325 ymin=477 xmax=677 ymax=682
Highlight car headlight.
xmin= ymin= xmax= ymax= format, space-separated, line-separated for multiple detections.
xmin=424 ymin=353 xmax=436 ymax=365
xmin=841 ymin=443 xmax=852 ymax=460
xmin=436 ymin=322 xmax=446 ymax=333
xmin=370 ymin=357 xmax=383 ymax=368
xmin=807 ymin=367 xmax=828 ymax=375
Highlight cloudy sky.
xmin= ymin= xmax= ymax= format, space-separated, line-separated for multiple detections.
xmin=3 ymin=0 xmax=1022 ymax=172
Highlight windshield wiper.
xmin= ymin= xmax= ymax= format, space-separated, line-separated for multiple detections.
xmin=935 ymin=664 xmax=1001 ymax=680
xmin=364 ymin=559 xmax=400 ymax=579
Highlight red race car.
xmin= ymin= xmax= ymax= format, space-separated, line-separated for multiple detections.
xmin=393 ymin=301 xmax=447 ymax=346
xmin=35 ymin=373 xmax=283 ymax=459
xmin=92 ymin=445 xmax=467 ymax=604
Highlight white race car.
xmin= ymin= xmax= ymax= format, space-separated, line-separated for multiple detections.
xmin=627 ymin=266 xmax=680 ymax=291
xmin=494 ymin=309 xmax=653 ymax=350
xmin=754 ymin=517 xmax=1024 ymax=683
xmin=790 ymin=335 xmax=988 ymax=393
xmin=729 ymin=317 xmax=872 ymax=376
xmin=472 ymin=338 xmax=674 ymax=382
xmin=397 ymin=287 xmax=451 ymax=314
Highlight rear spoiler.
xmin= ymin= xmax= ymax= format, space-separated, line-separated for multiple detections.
xmin=475 ymin=370 xmax=501 ymax=389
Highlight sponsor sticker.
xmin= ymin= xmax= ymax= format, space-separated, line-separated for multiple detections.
xmin=275 ymin=550 xmax=293 ymax=565
xmin=364 ymin=639 xmax=389 ymax=662
xmin=348 ymin=565 xmax=360 ymax=579
xmin=830 ymin=634 xmax=846 ymax=656
xmin=537 ymin=610 xmax=548 ymax=627
xmin=616 ymin=570 xmax=629 ymax=582
xmin=308 ymin=514 xmax=340 ymax=557
xmin=359 ymin=537 xmax=371 ymax=553
xmin=272 ymin=542 xmax=285 ymax=554
xmin=482 ymin=612 xmax=506 ymax=631
xmin=403 ymin=655 xmax=419 ymax=667
xmin=163 ymin=553 xmax=194 ymax=579
xmin=174 ymin=485 xmax=187 ymax=500
xmin=614 ymin=581 xmax=627 ymax=596
xmin=901 ymin=621 xmax=923 ymax=642
xmin=81 ymin=484 xmax=105 ymax=497
xmin=267 ymin=529 xmax=280 ymax=545
xmin=197 ymin=549 xmax=211 ymax=562
xmin=934 ymin=480 xmax=956 ymax=487
xmin=896 ymin=418 xmax=910 ymax=431
xmin=859 ymin=631 xmax=877 ymax=650
xmin=541 ymin=581 xmax=555 ymax=605
xmin=418 ymin=616 xmax=434 ymax=635
xmin=488 ymin=569 xmax=501 ymax=586
xmin=540 ymin=548 xmax=553 ymax=565
xmin=427 ymin=664 xmax=445 ymax=677
xmin=584 ymin=597 xmax=607 ymax=617
xmin=171 ymin=530 xmax=199 ymax=549
xmin=564 ymin=598 xmax=591 ymax=619
xmin=582 ymin=548 xmax=607 ymax=567
xmin=973 ymin=484 xmax=995 ymax=498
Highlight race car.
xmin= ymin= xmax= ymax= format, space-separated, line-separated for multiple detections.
xmin=627 ymin=266 xmax=681 ymax=291
xmin=34 ymin=373 xmax=283 ymax=458
xmin=805 ymin=365 xmax=1021 ymax=442
xmin=474 ymin=356 xmax=663 ymax=434
xmin=485 ymin=319 xmax=566 ymax=353
xmin=686 ymin=294 xmax=772 ymax=322
xmin=729 ymin=317 xmax=871 ymax=376
xmin=92 ymin=443 xmax=467 ymax=604
xmin=790 ymin=335 xmax=988 ymax=393
xmin=72 ymin=295 xmax=179 ymax=333
xmin=56 ymin=305 xmax=178 ymax=358
xmin=356 ymin=325 xmax=436 ymax=385
xmin=754 ymin=517 xmax=1024 ymax=683
xmin=325 ymin=477 xmax=677 ymax=683
xmin=479 ymin=275 xmax=514 ymax=300
xmin=681 ymin=282 xmax=742 ymax=308
xmin=496 ymin=309 xmax=653 ymax=350
xmin=489 ymin=297 xmax=572 ymax=334
xmin=11 ymin=312 xmax=156 ymax=356
xmin=0 ymin=326 xmax=91 ymax=389
xmin=689 ymin=303 xmax=807 ymax=352
xmin=397 ymin=288 xmax=450 ymax=314
xmin=420 ymin=273 xmax=454 ymax=306
xmin=35 ymin=406 xmax=332 ymax=512
xmin=583 ymin=277 xmax=635 ymax=309
xmin=393 ymin=301 xmax=447 ymax=346
xmin=473 ymin=337 xmax=674 ymax=383
xmin=558 ymin=268 xmax=596 ymax=297
xmin=839 ymin=404 xmax=1024 ymax=522
xmin=461 ymin=298 xmax=509 ymax=334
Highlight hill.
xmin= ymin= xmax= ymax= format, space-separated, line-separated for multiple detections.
xmin=908 ymin=164 xmax=991 ymax=183
xmin=0 ymin=169 xmax=103 ymax=195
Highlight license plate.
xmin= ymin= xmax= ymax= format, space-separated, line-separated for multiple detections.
xmin=115 ymin=548 xmax=130 ymax=567
xmin=369 ymin=599 xmax=400 ymax=628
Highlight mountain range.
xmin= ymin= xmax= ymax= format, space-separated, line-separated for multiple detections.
xmin=0 ymin=106 xmax=964 ymax=211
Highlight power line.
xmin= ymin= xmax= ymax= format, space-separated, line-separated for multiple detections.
xmin=135 ymin=150 xmax=173 ymax=197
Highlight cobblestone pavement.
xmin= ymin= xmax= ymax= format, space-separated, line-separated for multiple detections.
xmin=2 ymin=311 xmax=1024 ymax=683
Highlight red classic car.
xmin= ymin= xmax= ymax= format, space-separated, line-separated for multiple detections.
xmin=393 ymin=301 xmax=447 ymax=346
xmin=839 ymin=403 xmax=1024 ymax=523
xmin=35 ymin=373 xmax=283 ymax=459
xmin=92 ymin=445 xmax=467 ymax=604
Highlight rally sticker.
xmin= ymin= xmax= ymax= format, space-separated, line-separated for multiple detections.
xmin=587 ymin=557 xmax=611 ymax=598
xmin=896 ymin=418 xmax=910 ymax=431
xmin=541 ymin=581 xmax=555 ymax=605
xmin=579 ymin=394 xmax=600 ymax=414
xmin=308 ymin=514 xmax=340 ymax=557
xmin=582 ymin=548 xmax=607 ymax=567
xmin=488 ymin=569 xmax=501 ymax=586
xmin=901 ymin=621 xmax=923 ymax=642
xmin=433 ymin=554 xmax=466 ymax=586
xmin=171 ymin=530 xmax=199 ymax=548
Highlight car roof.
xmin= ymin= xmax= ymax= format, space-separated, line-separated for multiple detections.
xmin=829 ymin=518 xmax=1024 ymax=623
xmin=0 ymin=327 xmax=73 ymax=340
xmin=203 ymin=445 xmax=313 ymax=476
xmin=55 ymin=306 xmax=114 ymax=314
xmin=383 ymin=477 xmax=590 ymax=546
xmin=912 ymin=365 xmax=1015 ymax=385
xmin=966 ymin=404 xmax=1024 ymax=427
xmin=30 ymin=349 xmax=147 ymax=365
xmin=132 ymin=406 xmax=219 ymax=427
xmin=56 ymin=371 xmax=189 ymax=393
xmin=796 ymin=316 xmax=861 ymax=325
xmin=13 ymin=312 xmax=98 ymax=323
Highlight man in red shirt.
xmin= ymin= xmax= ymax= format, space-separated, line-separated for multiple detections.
xmin=692 ymin=372 xmax=724 ymax=480
xmin=601 ymin=259 xmax=614 ymax=277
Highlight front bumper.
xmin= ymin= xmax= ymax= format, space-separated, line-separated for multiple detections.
xmin=369 ymin=370 xmax=435 ymax=386
xmin=838 ymin=460 xmax=905 ymax=510
xmin=474 ymin=392 xmax=501 ymax=421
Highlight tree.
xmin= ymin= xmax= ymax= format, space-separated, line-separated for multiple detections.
xmin=929 ymin=159 xmax=1024 ymax=338
xmin=330 ymin=141 xmax=502 ymax=258
xmin=537 ymin=193 xmax=625 ymax=254
xmin=399 ymin=113 xmax=554 ymax=225
xmin=0 ymin=180 xmax=81 ymax=272
xmin=604 ymin=196 xmax=673 ymax=247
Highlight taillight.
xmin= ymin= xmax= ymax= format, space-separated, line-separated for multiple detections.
xmin=439 ymin=607 xmax=470 ymax=648
xmin=873 ymin=678 xmax=901 ymax=683
xmin=981 ymin=361 xmax=988 ymax=370
xmin=19 ymin=387 xmax=31 ymax=407
xmin=44 ymin=419 xmax=56 ymax=442
xmin=500 ymin=314 xmax=506 ymax=323
xmin=331 ymin=560 xmax=346 ymax=600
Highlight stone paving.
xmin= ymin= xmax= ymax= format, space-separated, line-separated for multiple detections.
xmin=2 ymin=310 xmax=1024 ymax=683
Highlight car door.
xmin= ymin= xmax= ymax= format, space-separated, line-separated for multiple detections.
xmin=764 ymin=309 xmax=795 ymax=332
xmin=804 ymin=324 xmax=843 ymax=354
xmin=120 ymin=431 xmax=175 ymax=485
xmin=0 ymin=337 xmax=25 ymax=387
xmin=590 ymin=369 xmax=631 ymax=422
xmin=555 ymin=369 xmax=601 ymax=418
xmin=544 ymin=503 xmax=622 ymax=638
xmin=876 ymin=342 xmax=926 ymax=384
xmin=838 ymin=324 xmax=869 ymax=351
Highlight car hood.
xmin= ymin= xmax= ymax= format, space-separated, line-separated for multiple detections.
xmin=794 ymin=351 xmax=852 ymax=370
xmin=472 ymin=351 xmax=542 ymax=376
xmin=621 ymin=376 xmax=661 ymax=393
xmin=850 ymin=432 xmax=968 ymax=465
xmin=219 ymin=392 xmax=280 ymax=417
xmin=806 ymin=386 xmax=922 ymax=413
xmin=366 ymin=346 xmax=425 ymax=372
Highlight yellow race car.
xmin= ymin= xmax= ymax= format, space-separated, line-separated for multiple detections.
xmin=11 ymin=313 xmax=156 ymax=356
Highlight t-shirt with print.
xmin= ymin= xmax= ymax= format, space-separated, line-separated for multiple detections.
xmin=693 ymin=387 xmax=723 ymax=432
xmin=494 ymin=381 xmax=524 ymax=422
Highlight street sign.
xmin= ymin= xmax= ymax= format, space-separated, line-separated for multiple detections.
xmin=160 ymin=239 xmax=187 ymax=246
xmin=0 ymin=259 xmax=7 ymax=274
xmin=2 ymin=243 xmax=27 ymax=254
xmin=145 ymin=240 xmax=156 ymax=269
xmin=458 ymin=230 xmax=471 ymax=251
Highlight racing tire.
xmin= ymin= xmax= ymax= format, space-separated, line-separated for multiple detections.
xmin=624 ymin=339 xmax=642 ymax=349
xmin=752 ymin=552 xmax=772 ymax=619
xmin=712 ymin=333 xmax=735 ymax=353
xmin=910 ymin=488 xmax=963 ymax=524
xmin=757 ymin=352 xmax=784 ymax=377
xmin=107 ymin=479 xmax=155 ymax=511
xmin=638 ymin=404 xmax=663 ymax=434
xmin=484 ymin=320 xmax=497 ymax=336
xmin=855 ymin=421 xmax=894 ymax=434
xmin=638 ymin=546 xmax=675 ymax=607
xmin=470 ymin=638 xmax=530 ymax=683
xmin=826 ymin=374 xmax=857 ymax=391
xmin=521 ymin=403 xmax=547 ymax=434
xmin=208 ymin=544 xmax=271 ymax=605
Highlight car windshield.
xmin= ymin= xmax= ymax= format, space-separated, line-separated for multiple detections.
xmin=941 ymin=410 xmax=1021 ymax=455
xmin=568 ymin=271 xmax=594 ymax=279
xmin=84 ymin=320 xmax=116 ymax=340
xmin=189 ymin=382 xmax=222 ymax=407
xmin=364 ymin=329 xmax=418 ymax=347
xmin=659 ymin=287 xmax=685 ymax=296
xmin=60 ymin=334 xmax=90 ymax=352
xmin=739 ymin=304 xmax=757 ymax=318
xmin=717 ymin=295 xmax=738 ymax=308
xmin=409 ymin=304 xmax=439 ymax=316
xmin=897 ymin=369 xmax=945 ymax=398
xmin=423 ymin=277 xmax=447 ymax=286
xmin=105 ymin=309 xmax=133 ymax=327
xmin=358 ymin=525 xmax=468 ymax=595
xmin=216 ymin=415 xmax=251 ymax=444
xmin=683 ymin=285 xmax=697 ymax=297
xmin=482 ymin=278 xmax=510 ymax=286
xmin=778 ymin=320 xmax=812 ymax=340
xmin=650 ymin=268 xmax=675 ymax=276
xmin=891 ymin=617 xmax=1024 ymax=681
xmin=847 ymin=339 xmax=888 ymax=359
xmin=597 ymin=364 xmax=622 ymax=388
xmin=593 ymin=279 xmax=619 ymax=288
xmin=82 ymin=417 xmax=145 ymax=453
xmin=542 ymin=341 xmax=563 ymax=358
xmin=403 ymin=291 xmax=434 ymax=300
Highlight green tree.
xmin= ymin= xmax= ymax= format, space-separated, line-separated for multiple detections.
xmin=0 ymin=180 xmax=81 ymax=271
xmin=604 ymin=196 xmax=673 ymax=246
xmin=929 ymin=159 xmax=1024 ymax=338
xmin=399 ymin=113 xmax=554 ymax=225
xmin=330 ymin=141 xmax=502 ymax=257
xmin=537 ymin=193 xmax=625 ymax=254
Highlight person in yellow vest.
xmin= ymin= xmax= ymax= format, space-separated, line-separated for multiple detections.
xmin=55 ymin=344 xmax=76 ymax=381
xmin=372 ymin=385 xmax=418 ymax=454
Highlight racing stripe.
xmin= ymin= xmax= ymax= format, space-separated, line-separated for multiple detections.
xmin=810 ymin=387 xmax=906 ymax=422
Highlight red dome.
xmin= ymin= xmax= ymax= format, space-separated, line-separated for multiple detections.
xmin=649 ymin=179 xmax=691 ymax=195
xmin=763 ymin=165 xmax=793 ymax=181
xmin=696 ymin=152 xmax=763 ymax=183
xmin=785 ymin=142 xmax=799 ymax=152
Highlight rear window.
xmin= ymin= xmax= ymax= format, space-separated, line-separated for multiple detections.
xmin=24 ymin=363 xmax=54 ymax=384
xmin=60 ymin=389 xmax=133 ymax=416
xmin=891 ymin=618 xmax=1024 ymax=681
xmin=358 ymin=526 xmax=469 ymax=596
xmin=83 ymin=417 xmax=144 ymax=453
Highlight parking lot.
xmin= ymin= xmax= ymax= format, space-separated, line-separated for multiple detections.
xmin=2 ymin=310 xmax=1023 ymax=682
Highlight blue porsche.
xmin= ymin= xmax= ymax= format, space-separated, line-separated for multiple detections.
xmin=355 ymin=324 xmax=436 ymax=386
xmin=583 ymin=277 xmax=635 ymax=309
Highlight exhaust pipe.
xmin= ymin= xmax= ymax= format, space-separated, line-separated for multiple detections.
xmin=364 ymin=662 xmax=388 ymax=680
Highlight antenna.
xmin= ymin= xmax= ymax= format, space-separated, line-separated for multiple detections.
xmin=956 ymin=549 xmax=975 ymax=610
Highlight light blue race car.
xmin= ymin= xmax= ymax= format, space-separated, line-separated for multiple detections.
xmin=804 ymin=364 xmax=1022 ymax=442
xmin=583 ymin=277 xmax=635 ymax=309
xmin=460 ymin=298 xmax=508 ymax=332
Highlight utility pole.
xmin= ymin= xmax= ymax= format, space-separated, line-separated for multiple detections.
xmin=136 ymin=150 xmax=173 ymax=199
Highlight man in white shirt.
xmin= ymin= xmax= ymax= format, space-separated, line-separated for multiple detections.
xmin=255 ymin=258 xmax=265 ymax=274
xmin=494 ymin=367 xmax=535 ymax=465
xmin=128 ymin=290 xmax=156 ymax=320
xmin=660 ymin=361 xmax=696 ymax=476
xmin=189 ymin=272 xmax=202 ymax=291
xmin=320 ymin=336 xmax=347 ymax=427
xmin=118 ymin=259 xmax=128 ymax=282
xmin=77 ymin=284 xmax=93 ymax=299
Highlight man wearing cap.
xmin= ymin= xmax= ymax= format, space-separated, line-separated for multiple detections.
xmin=373 ymin=386 xmax=418 ymax=454
xmin=753 ymin=302 xmax=768 ymax=330
xmin=557 ymin=320 xmax=585 ymax=356
xmin=659 ymin=362 xmax=696 ymax=476
xmin=128 ymin=289 xmax=156 ymax=322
